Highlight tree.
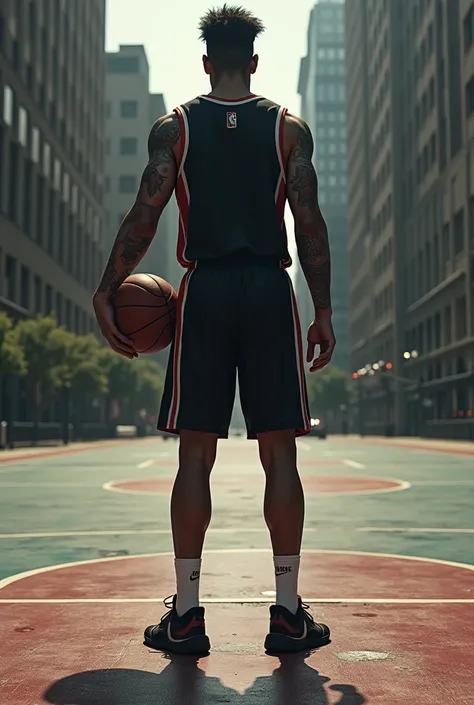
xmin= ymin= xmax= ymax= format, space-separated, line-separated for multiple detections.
xmin=0 ymin=313 xmax=27 ymax=377
xmin=15 ymin=316 xmax=70 ymax=423
xmin=100 ymin=350 xmax=164 ymax=422
xmin=52 ymin=331 xmax=108 ymax=400
xmin=306 ymin=365 xmax=350 ymax=417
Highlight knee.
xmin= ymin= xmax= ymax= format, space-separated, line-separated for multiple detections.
xmin=178 ymin=431 xmax=218 ymax=474
xmin=258 ymin=430 xmax=297 ymax=473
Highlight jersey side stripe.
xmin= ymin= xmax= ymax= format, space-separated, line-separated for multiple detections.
xmin=166 ymin=265 xmax=197 ymax=430
xmin=175 ymin=106 xmax=192 ymax=266
xmin=275 ymin=106 xmax=291 ymax=268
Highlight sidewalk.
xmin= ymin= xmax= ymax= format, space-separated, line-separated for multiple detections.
xmin=343 ymin=435 xmax=474 ymax=456
xmin=0 ymin=437 xmax=159 ymax=464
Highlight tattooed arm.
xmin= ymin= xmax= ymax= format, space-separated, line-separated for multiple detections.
xmin=285 ymin=115 xmax=331 ymax=316
xmin=92 ymin=113 xmax=180 ymax=358
xmin=94 ymin=112 xmax=180 ymax=298
xmin=285 ymin=115 xmax=335 ymax=371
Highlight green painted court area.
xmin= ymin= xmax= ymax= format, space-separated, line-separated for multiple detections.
xmin=0 ymin=436 xmax=473 ymax=704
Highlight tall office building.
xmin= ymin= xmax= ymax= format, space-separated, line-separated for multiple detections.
xmin=0 ymin=0 xmax=107 ymax=333
xmin=104 ymin=45 xmax=180 ymax=290
xmin=346 ymin=0 xmax=474 ymax=439
xmin=297 ymin=0 xmax=349 ymax=371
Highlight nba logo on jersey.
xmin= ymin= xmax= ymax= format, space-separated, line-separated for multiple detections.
xmin=227 ymin=111 xmax=237 ymax=129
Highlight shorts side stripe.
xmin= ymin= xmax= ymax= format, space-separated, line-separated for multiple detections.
xmin=287 ymin=274 xmax=311 ymax=433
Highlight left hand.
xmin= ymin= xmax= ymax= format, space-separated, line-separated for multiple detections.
xmin=306 ymin=317 xmax=336 ymax=372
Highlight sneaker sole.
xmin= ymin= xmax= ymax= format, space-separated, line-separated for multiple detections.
xmin=144 ymin=634 xmax=211 ymax=656
xmin=264 ymin=632 xmax=330 ymax=654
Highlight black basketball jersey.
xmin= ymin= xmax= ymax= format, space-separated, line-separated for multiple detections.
xmin=173 ymin=94 xmax=292 ymax=268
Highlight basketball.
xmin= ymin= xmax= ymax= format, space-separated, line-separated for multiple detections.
xmin=113 ymin=273 xmax=177 ymax=354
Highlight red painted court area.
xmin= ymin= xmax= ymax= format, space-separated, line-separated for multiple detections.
xmin=108 ymin=475 xmax=407 ymax=496
xmin=1 ymin=550 xmax=473 ymax=704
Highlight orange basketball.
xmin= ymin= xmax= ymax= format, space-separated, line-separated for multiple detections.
xmin=113 ymin=273 xmax=177 ymax=354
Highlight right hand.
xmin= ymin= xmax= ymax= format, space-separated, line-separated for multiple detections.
xmin=306 ymin=314 xmax=336 ymax=372
xmin=93 ymin=293 xmax=137 ymax=359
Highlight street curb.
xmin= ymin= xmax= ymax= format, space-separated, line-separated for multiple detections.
xmin=0 ymin=438 xmax=159 ymax=465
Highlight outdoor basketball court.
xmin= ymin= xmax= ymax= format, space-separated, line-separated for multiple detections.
xmin=0 ymin=435 xmax=473 ymax=704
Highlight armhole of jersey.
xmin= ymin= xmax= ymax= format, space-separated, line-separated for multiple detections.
xmin=275 ymin=106 xmax=288 ymax=183
xmin=174 ymin=106 xmax=189 ymax=173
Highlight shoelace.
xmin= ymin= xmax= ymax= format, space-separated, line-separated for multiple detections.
xmin=159 ymin=594 xmax=176 ymax=623
xmin=300 ymin=601 xmax=316 ymax=626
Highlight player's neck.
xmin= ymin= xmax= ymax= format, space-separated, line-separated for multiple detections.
xmin=208 ymin=76 xmax=253 ymax=100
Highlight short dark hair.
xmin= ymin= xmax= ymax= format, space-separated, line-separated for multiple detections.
xmin=199 ymin=4 xmax=265 ymax=76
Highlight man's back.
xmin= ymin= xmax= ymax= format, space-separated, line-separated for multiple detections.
xmin=175 ymin=94 xmax=291 ymax=267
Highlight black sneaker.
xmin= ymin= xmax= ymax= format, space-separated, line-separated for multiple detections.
xmin=144 ymin=595 xmax=211 ymax=655
xmin=264 ymin=598 xmax=330 ymax=653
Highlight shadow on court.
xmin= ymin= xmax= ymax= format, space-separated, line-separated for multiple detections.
xmin=43 ymin=652 xmax=366 ymax=705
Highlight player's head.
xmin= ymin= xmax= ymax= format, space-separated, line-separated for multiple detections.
xmin=199 ymin=4 xmax=265 ymax=85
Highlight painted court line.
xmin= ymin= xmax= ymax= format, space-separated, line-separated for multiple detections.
xmin=0 ymin=597 xmax=473 ymax=605
xmin=137 ymin=459 xmax=154 ymax=469
xmin=297 ymin=441 xmax=312 ymax=451
xmin=343 ymin=459 xmax=366 ymax=469
xmin=102 ymin=476 xmax=412 ymax=497
xmin=1 ymin=548 xmax=473 ymax=594
xmin=0 ymin=526 xmax=474 ymax=539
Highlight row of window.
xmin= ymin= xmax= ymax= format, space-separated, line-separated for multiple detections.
xmin=373 ymin=238 xmax=393 ymax=279
xmin=316 ymin=48 xmax=345 ymax=61
xmin=2 ymin=85 xmax=102 ymax=239
xmin=406 ymin=297 xmax=467 ymax=355
xmin=414 ymin=22 xmax=435 ymax=81
xmin=315 ymin=84 xmax=345 ymax=103
xmin=315 ymin=141 xmax=346 ymax=157
xmin=371 ymin=109 xmax=391 ymax=164
xmin=416 ymin=132 xmax=437 ymax=185
xmin=1 ymin=252 xmax=95 ymax=334
xmin=372 ymin=151 xmax=392 ymax=202
xmin=105 ymin=100 xmax=139 ymax=119
xmin=319 ymin=190 xmax=346 ymax=207
xmin=316 ymin=126 xmax=346 ymax=140
xmin=415 ymin=78 xmax=435 ymax=132
xmin=105 ymin=137 xmax=139 ymax=157
xmin=105 ymin=174 xmax=138 ymax=195
xmin=374 ymin=282 xmax=393 ymax=320
xmin=318 ymin=173 xmax=346 ymax=188
xmin=372 ymin=194 xmax=393 ymax=239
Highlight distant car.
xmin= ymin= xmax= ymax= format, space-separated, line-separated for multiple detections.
xmin=309 ymin=417 xmax=327 ymax=439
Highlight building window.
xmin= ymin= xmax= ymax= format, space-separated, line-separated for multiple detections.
xmin=18 ymin=107 xmax=28 ymax=147
xmin=453 ymin=209 xmax=465 ymax=254
xmin=53 ymin=159 xmax=61 ymax=190
xmin=466 ymin=76 xmax=474 ymax=117
xmin=20 ymin=266 xmax=30 ymax=310
xmin=45 ymin=285 xmax=53 ymax=314
xmin=119 ymin=175 xmax=137 ymax=193
xmin=107 ymin=56 xmax=140 ymax=74
xmin=3 ymin=85 xmax=13 ymax=125
xmin=5 ymin=256 xmax=17 ymax=302
xmin=32 ymin=127 xmax=40 ymax=163
xmin=43 ymin=142 xmax=51 ymax=177
xmin=120 ymin=100 xmax=138 ymax=118
xmin=34 ymin=275 xmax=42 ymax=314
xmin=120 ymin=137 xmax=138 ymax=155
xmin=464 ymin=5 xmax=474 ymax=52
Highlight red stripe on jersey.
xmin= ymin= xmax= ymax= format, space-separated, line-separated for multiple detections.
xmin=174 ymin=107 xmax=191 ymax=267
xmin=277 ymin=107 xmax=292 ymax=269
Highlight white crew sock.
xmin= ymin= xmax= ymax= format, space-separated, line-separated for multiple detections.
xmin=175 ymin=558 xmax=202 ymax=617
xmin=273 ymin=555 xmax=300 ymax=614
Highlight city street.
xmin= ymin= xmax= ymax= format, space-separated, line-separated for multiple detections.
xmin=0 ymin=435 xmax=473 ymax=704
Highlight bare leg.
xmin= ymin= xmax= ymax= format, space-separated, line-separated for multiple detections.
xmin=171 ymin=430 xmax=218 ymax=558
xmin=258 ymin=430 xmax=304 ymax=555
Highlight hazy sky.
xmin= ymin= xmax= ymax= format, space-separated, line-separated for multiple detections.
xmin=105 ymin=0 xmax=314 ymax=115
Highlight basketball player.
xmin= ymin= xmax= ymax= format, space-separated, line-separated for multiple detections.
xmin=93 ymin=5 xmax=335 ymax=654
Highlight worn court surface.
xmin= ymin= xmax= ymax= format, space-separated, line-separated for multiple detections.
xmin=0 ymin=436 xmax=473 ymax=704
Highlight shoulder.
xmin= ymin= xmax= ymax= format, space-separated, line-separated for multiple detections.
xmin=283 ymin=113 xmax=314 ymax=159
xmin=148 ymin=112 xmax=181 ymax=153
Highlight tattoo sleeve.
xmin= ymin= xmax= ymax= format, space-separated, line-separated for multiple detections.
xmin=95 ymin=113 xmax=180 ymax=298
xmin=287 ymin=119 xmax=331 ymax=313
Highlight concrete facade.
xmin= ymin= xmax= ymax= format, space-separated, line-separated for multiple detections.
xmin=296 ymin=0 xmax=349 ymax=371
xmin=346 ymin=0 xmax=474 ymax=439
xmin=0 ymin=0 xmax=107 ymax=332
xmin=104 ymin=45 xmax=180 ymax=291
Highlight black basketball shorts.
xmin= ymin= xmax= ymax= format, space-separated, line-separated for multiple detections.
xmin=157 ymin=254 xmax=311 ymax=439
